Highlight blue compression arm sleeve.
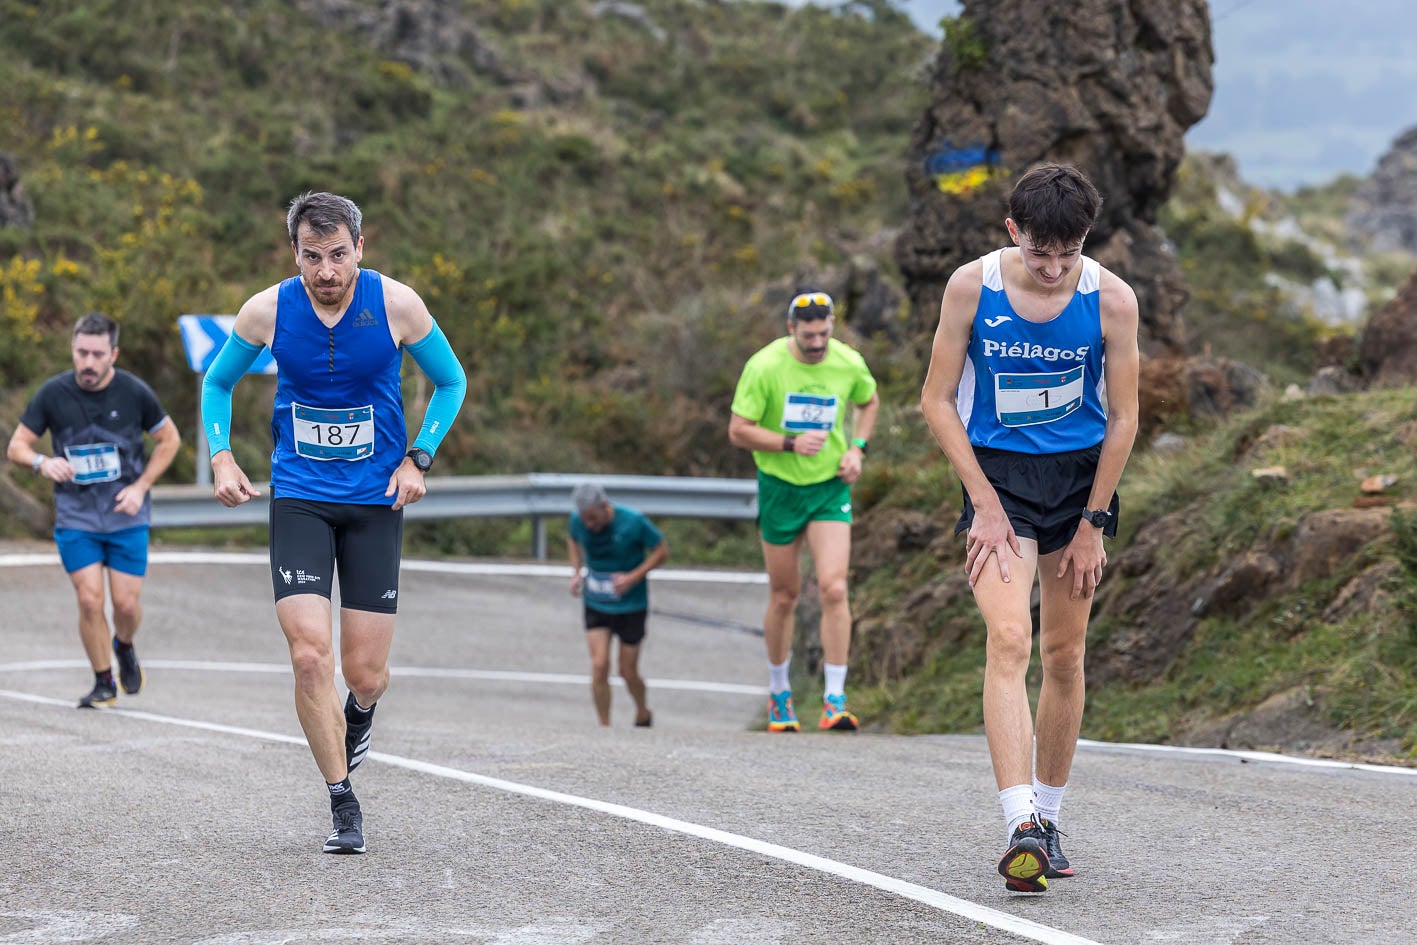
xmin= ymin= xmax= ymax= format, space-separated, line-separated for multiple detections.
xmin=200 ymin=333 xmax=264 ymax=455
xmin=405 ymin=320 xmax=467 ymax=455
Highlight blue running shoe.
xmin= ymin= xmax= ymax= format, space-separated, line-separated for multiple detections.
xmin=767 ymin=689 xmax=799 ymax=732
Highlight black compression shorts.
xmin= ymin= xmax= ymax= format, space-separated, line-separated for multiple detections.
xmin=269 ymin=496 xmax=404 ymax=614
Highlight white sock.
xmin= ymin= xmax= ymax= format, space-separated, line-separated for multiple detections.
xmin=769 ymin=659 xmax=791 ymax=693
xmin=1032 ymin=777 xmax=1066 ymax=827
xmin=823 ymin=663 xmax=847 ymax=698
xmin=999 ymin=784 xmax=1034 ymax=841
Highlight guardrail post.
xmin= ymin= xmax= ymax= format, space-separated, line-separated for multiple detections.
xmin=532 ymin=515 xmax=547 ymax=560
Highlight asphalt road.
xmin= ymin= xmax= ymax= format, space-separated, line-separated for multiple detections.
xmin=1 ymin=544 xmax=1413 ymax=945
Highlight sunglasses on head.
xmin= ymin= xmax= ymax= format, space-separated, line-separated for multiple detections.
xmin=788 ymin=292 xmax=833 ymax=316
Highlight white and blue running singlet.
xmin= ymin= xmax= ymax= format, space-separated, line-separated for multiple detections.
xmin=956 ymin=249 xmax=1108 ymax=453
xmin=270 ymin=269 xmax=406 ymax=505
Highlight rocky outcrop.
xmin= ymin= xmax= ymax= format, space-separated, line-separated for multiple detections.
xmin=1087 ymin=505 xmax=1393 ymax=689
xmin=296 ymin=0 xmax=508 ymax=88
xmin=1347 ymin=126 xmax=1417 ymax=253
xmin=894 ymin=0 xmax=1212 ymax=353
xmin=1138 ymin=355 xmax=1270 ymax=434
xmin=1357 ymin=264 xmax=1417 ymax=388
xmin=0 ymin=153 xmax=34 ymax=228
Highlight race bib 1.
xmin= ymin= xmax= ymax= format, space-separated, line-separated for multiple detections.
xmin=292 ymin=403 xmax=375 ymax=461
xmin=995 ymin=366 xmax=1084 ymax=427
xmin=782 ymin=393 xmax=838 ymax=432
xmin=65 ymin=442 xmax=121 ymax=484
xmin=584 ymin=570 xmax=621 ymax=604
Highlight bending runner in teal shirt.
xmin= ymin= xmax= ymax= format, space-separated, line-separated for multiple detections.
xmin=567 ymin=482 xmax=669 ymax=728
xmin=729 ymin=290 xmax=879 ymax=733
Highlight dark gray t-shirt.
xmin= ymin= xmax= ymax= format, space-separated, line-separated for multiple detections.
xmin=19 ymin=369 xmax=169 ymax=533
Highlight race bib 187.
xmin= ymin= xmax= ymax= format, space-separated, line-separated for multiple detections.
xmin=292 ymin=403 xmax=375 ymax=461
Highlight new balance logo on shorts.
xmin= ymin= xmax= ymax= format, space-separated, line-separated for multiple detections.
xmin=381 ymin=589 xmax=396 ymax=600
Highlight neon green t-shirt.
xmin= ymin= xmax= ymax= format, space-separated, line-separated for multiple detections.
xmin=730 ymin=336 xmax=877 ymax=486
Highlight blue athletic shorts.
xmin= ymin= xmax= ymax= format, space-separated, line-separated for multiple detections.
xmin=54 ymin=525 xmax=150 ymax=576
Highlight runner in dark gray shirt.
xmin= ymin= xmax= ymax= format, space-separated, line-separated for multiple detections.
xmin=7 ymin=312 xmax=180 ymax=708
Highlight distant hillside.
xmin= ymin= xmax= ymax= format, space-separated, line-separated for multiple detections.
xmin=1160 ymin=152 xmax=1414 ymax=385
xmin=0 ymin=0 xmax=932 ymax=546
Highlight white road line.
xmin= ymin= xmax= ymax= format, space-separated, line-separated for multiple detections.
xmin=0 ymin=660 xmax=764 ymax=696
xmin=0 ymin=552 xmax=768 ymax=584
xmin=0 ymin=688 xmax=1104 ymax=945
xmin=3 ymin=658 xmax=1414 ymax=778
xmin=1075 ymin=738 xmax=1417 ymax=779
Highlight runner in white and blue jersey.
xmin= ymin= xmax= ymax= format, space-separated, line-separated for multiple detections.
xmin=921 ymin=164 xmax=1141 ymax=893
xmin=200 ymin=192 xmax=467 ymax=855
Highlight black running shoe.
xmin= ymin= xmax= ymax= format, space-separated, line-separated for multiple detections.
xmin=344 ymin=693 xmax=375 ymax=774
xmin=323 ymin=802 xmax=366 ymax=854
xmin=77 ymin=677 xmax=118 ymax=709
xmin=997 ymin=820 xmax=1051 ymax=893
xmin=1037 ymin=817 xmax=1074 ymax=877
xmin=112 ymin=637 xmax=144 ymax=695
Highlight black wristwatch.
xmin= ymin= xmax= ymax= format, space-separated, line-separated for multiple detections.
xmin=406 ymin=447 xmax=433 ymax=472
xmin=1081 ymin=508 xmax=1111 ymax=528
xmin=783 ymin=435 xmax=797 ymax=453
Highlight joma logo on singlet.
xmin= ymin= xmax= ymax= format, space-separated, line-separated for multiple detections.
xmin=981 ymin=339 xmax=1090 ymax=361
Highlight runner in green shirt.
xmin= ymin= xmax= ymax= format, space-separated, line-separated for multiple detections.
xmin=729 ymin=290 xmax=879 ymax=733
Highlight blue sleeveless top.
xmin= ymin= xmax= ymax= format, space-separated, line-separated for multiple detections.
xmin=956 ymin=249 xmax=1107 ymax=454
xmin=269 ymin=269 xmax=406 ymax=504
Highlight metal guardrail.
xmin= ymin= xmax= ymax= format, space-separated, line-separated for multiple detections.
xmin=150 ymin=473 xmax=759 ymax=558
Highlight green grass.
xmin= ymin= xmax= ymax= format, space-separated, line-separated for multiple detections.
xmin=847 ymin=387 xmax=1417 ymax=757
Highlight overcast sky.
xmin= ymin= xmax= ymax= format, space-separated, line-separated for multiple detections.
xmin=781 ymin=0 xmax=1417 ymax=191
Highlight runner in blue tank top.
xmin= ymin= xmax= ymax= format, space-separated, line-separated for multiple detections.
xmin=268 ymin=268 xmax=409 ymax=505
xmin=921 ymin=164 xmax=1141 ymax=893
xmin=200 ymin=192 xmax=467 ymax=855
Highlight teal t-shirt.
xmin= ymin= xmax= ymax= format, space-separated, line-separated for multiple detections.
xmin=568 ymin=504 xmax=664 ymax=614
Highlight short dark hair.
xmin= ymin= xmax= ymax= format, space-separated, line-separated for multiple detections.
xmin=1008 ymin=163 xmax=1102 ymax=249
xmin=287 ymin=191 xmax=362 ymax=245
xmin=73 ymin=311 xmax=119 ymax=348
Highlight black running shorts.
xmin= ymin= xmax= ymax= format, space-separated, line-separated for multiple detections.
xmin=583 ymin=606 xmax=648 ymax=646
xmin=954 ymin=444 xmax=1118 ymax=556
xmin=269 ymin=497 xmax=404 ymax=614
